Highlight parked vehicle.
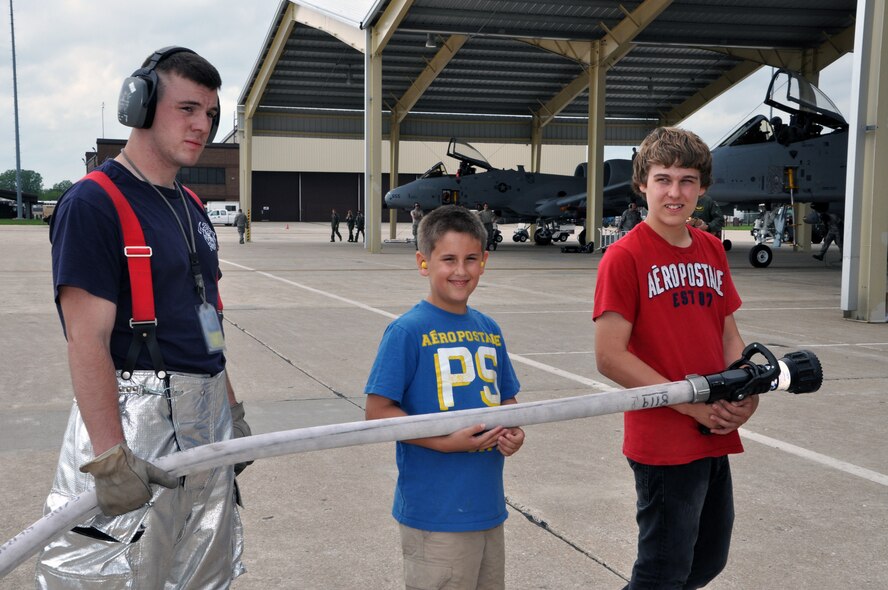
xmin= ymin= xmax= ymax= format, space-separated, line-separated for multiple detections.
xmin=208 ymin=208 xmax=237 ymax=226
xmin=205 ymin=201 xmax=238 ymax=226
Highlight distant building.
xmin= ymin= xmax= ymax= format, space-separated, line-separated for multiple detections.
xmin=85 ymin=136 xmax=588 ymax=223
xmin=88 ymin=139 xmax=240 ymax=204
xmin=0 ymin=190 xmax=39 ymax=219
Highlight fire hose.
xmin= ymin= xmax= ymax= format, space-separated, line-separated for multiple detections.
xmin=0 ymin=344 xmax=821 ymax=578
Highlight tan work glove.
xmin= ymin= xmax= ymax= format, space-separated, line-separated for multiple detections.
xmin=80 ymin=443 xmax=178 ymax=517
xmin=230 ymin=401 xmax=254 ymax=476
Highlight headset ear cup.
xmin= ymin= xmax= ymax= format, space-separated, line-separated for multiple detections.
xmin=208 ymin=98 xmax=221 ymax=143
xmin=118 ymin=74 xmax=153 ymax=129
xmin=118 ymin=46 xmax=193 ymax=131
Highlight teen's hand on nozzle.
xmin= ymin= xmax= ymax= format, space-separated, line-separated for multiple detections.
xmin=707 ymin=395 xmax=759 ymax=435
xmin=497 ymin=427 xmax=525 ymax=457
xmin=80 ymin=443 xmax=179 ymax=516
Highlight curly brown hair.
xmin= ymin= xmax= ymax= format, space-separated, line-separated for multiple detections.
xmin=632 ymin=127 xmax=712 ymax=195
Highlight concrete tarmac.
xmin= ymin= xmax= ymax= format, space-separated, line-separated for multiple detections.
xmin=0 ymin=222 xmax=885 ymax=589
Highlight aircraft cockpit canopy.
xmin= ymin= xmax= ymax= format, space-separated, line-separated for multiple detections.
xmin=765 ymin=68 xmax=847 ymax=131
xmin=718 ymin=115 xmax=777 ymax=148
xmin=420 ymin=162 xmax=448 ymax=179
xmin=718 ymin=69 xmax=847 ymax=148
xmin=446 ymin=138 xmax=494 ymax=171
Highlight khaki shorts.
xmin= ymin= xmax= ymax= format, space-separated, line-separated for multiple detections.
xmin=399 ymin=523 xmax=505 ymax=590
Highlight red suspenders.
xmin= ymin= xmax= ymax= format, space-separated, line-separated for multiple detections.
xmin=84 ymin=171 xmax=218 ymax=380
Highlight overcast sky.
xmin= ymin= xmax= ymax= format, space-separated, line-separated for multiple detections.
xmin=0 ymin=1 xmax=855 ymax=188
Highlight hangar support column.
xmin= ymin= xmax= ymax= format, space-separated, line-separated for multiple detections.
xmin=842 ymin=0 xmax=888 ymax=322
xmin=365 ymin=28 xmax=384 ymax=253
xmin=237 ymin=105 xmax=253 ymax=242
xmin=530 ymin=116 xmax=543 ymax=173
xmin=586 ymin=42 xmax=606 ymax=247
xmin=389 ymin=123 xmax=400 ymax=239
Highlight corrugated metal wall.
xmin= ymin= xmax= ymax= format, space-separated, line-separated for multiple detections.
xmin=251 ymin=137 xmax=591 ymax=176
xmin=245 ymin=136 xmax=633 ymax=222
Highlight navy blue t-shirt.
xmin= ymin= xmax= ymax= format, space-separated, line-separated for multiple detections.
xmin=50 ymin=160 xmax=225 ymax=375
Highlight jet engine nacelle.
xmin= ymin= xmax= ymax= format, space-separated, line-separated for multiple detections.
xmin=573 ymin=160 xmax=633 ymax=187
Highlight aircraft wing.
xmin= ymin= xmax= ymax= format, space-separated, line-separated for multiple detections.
xmin=534 ymin=158 xmax=636 ymax=218
xmin=534 ymin=185 xmax=634 ymax=219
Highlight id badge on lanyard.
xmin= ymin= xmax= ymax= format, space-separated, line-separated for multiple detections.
xmin=190 ymin=252 xmax=225 ymax=353
xmin=197 ymin=301 xmax=225 ymax=352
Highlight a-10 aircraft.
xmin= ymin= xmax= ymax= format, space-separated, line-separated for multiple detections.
xmin=552 ymin=68 xmax=848 ymax=267
xmin=703 ymin=68 xmax=848 ymax=267
xmin=384 ymin=138 xmax=632 ymax=245
xmin=386 ymin=69 xmax=847 ymax=264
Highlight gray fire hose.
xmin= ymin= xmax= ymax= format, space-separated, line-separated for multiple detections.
xmin=0 ymin=344 xmax=820 ymax=578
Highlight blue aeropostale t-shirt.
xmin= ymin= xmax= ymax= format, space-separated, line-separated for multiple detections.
xmin=364 ymin=300 xmax=520 ymax=532
xmin=50 ymin=160 xmax=225 ymax=376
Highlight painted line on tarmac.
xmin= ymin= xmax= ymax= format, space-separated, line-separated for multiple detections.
xmin=222 ymin=260 xmax=398 ymax=320
xmin=488 ymin=310 xmax=592 ymax=315
xmin=739 ymin=429 xmax=888 ymax=487
xmin=507 ymin=353 xmax=617 ymax=392
xmin=220 ymin=259 xmax=887 ymax=487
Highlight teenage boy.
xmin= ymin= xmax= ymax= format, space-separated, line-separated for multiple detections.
xmin=593 ymin=127 xmax=759 ymax=589
xmin=365 ymin=205 xmax=525 ymax=590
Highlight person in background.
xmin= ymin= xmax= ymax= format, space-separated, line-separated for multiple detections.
xmin=618 ymin=199 xmax=643 ymax=232
xmin=813 ymin=210 xmax=843 ymax=261
xmin=410 ymin=202 xmax=424 ymax=250
xmin=346 ymin=209 xmax=356 ymax=242
xmin=37 ymin=46 xmax=250 ymax=588
xmin=594 ymin=127 xmax=758 ymax=590
xmin=234 ymin=208 xmax=247 ymax=244
xmin=688 ymin=194 xmax=725 ymax=237
xmin=478 ymin=202 xmax=497 ymax=250
xmin=331 ymin=208 xmax=342 ymax=242
xmin=355 ymin=210 xmax=365 ymax=243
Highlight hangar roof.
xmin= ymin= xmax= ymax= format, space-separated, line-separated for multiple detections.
xmin=240 ymin=0 xmax=856 ymax=145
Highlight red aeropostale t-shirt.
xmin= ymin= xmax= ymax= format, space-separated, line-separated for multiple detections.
xmin=593 ymin=223 xmax=744 ymax=465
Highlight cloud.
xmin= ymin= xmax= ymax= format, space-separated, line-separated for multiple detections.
xmin=0 ymin=0 xmax=273 ymax=186
xmin=0 ymin=3 xmax=859 ymax=188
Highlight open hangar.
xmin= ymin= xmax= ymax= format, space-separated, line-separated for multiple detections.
xmin=234 ymin=0 xmax=882 ymax=322
xmin=2 ymin=4 xmax=887 ymax=587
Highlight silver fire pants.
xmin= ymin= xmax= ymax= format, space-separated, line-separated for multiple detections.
xmin=35 ymin=370 xmax=245 ymax=589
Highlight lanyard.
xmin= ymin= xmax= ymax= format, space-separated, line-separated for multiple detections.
xmin=120 ymin=149 xmax=208 ymax=305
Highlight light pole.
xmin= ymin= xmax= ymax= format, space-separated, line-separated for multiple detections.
xmin=9 ymin=0 xmax=24 ymax=219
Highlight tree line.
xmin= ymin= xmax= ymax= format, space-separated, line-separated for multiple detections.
xmin=0 ymin=169 xmax=73 ymax=201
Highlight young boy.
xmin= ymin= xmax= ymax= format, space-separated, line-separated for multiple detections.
xmin=593 ymin=127 xmax=759 ymax=589
xmin=365 ymin=205 xmax=525 ymax=590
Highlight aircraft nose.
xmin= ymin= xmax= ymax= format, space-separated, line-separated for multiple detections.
xmin=384 ymin=190 xmax=398 ymax=208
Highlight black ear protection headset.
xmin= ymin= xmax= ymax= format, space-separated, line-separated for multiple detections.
xmin=117 ymin=46 xmax=220 ymax=142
